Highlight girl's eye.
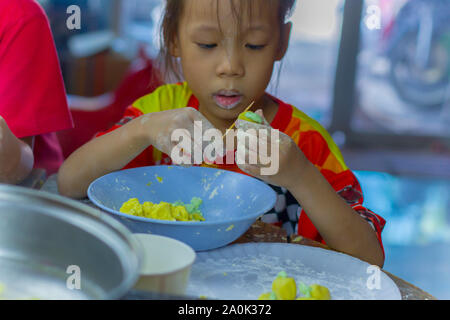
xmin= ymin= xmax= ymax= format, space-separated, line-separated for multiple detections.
xmin=246 ymin=44 xmax=266 ymax=50
xmin=197 ymin=43 xmax=217 ymax=49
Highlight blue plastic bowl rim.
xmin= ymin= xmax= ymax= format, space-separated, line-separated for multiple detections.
xmin=87 ymin=166 xmax=277 ymax=227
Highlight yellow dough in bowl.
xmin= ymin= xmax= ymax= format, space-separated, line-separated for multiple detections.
xmin=120 ymin=197 xmax=205 ymax=222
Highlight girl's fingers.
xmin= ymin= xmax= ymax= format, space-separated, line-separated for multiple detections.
xmin=235 ymin=119 xmax=269 ymax=130
xmin=236 ymin=126 xmax=277 ymax=152
xmin=254 ymin=109 xmax=270 ymax=126
xmin=235 ymin=160 xmax=263 ymax=178
xmin=171 ymin=143 xmax=193 ymax=165
xmin=171 ymin=125 xmax=221 ymax=165
xmin=235 ymin=143 xmax=273 ymax=169
xmin=235 ymin=120 xmax=272 ymax=146
xmin=188 ymin=109 xmax=225 ymax=158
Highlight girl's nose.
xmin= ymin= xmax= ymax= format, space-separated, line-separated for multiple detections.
xmin=216 ymin=48 xmax=245 ymax=78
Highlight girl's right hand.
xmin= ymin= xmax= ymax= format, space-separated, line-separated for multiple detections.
xmin=141 ymin=107 xmax=222 ymax=165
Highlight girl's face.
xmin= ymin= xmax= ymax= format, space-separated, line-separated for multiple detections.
xmin=171 ymin=0 xmax=291 ymax=127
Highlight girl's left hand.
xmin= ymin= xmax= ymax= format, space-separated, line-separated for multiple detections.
xmin=234 ymin=110 xmax=309 ymax=189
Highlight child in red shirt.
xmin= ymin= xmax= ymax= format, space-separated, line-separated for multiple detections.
xmin=0 ymin=0 xmax=73 ymax=183
xmin=59 ymin=0 xmax=385 ymax=267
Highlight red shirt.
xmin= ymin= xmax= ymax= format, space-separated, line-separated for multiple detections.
xmin=97 ymin=83 xmax=386 ymax=256
xmin=0 ymin=0 xmax=73 ymax=174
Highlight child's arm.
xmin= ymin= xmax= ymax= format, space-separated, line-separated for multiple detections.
xmin=236 ymin=111 xmax=384 ymax=267
xmin=57 ymin=115 xmax=153 ymax=199
xmin=0 ymin=116 xmax=34 ymax=184
xmin=58 ymin=108 xmax=216 ymax=199
xmin=286 ymin=162 xmax=384 ymax=267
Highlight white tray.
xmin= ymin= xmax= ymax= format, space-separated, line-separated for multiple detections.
xmin=186 ymin=243 xmax=401 ymax=300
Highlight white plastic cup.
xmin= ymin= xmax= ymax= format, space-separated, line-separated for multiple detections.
xmin=133 ymin=234 xmax=196 ymax=296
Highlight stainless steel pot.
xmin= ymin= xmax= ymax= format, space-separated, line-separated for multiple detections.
xmin=0 ymin=184 xmax=142 ymax=299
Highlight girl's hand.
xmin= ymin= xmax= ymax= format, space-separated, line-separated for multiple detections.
xmin=234 ymin=110 xmax=309 ymax=189
xmin=58 ymin=107 xmax=222 ymax=198
xmin=141 ymin=107 xmax=222 ymax=165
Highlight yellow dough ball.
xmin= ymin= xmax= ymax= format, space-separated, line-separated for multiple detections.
xmin=309 ymin=284 xmax=331 ymax=300
xmin=150 ymin=202 xmax=174 ymax=220
xmin=258 ymin=272 xmax=332 ymax=300
xmin=272 ymin=271 xmax=297 ymax=300
xmin=120 ymin=198 xmax=143 ymax=216
xmin=172 ymin=205 xmax=190 ymax=221
xmin=142 ymin=201 xmax=154 ymax=216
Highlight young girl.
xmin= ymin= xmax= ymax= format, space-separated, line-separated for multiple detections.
xmin=58 ymin=0 xmax=386 ymax=267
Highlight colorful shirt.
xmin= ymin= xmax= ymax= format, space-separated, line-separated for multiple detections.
xmin=0 ymin=0 xmax=73 ymax=174
xmin=97 ymin=82 xmax=386 ymax=255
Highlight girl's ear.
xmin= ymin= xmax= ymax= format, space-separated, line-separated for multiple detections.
xmin=169 ymin=35 xmax=181 ymax=57
xmin=275 ymin=22 xmax=292 ymax=61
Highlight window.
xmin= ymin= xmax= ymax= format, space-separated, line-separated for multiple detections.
xmin=353 ymin=0 xmax=450 ymax=137
xmin=272 ymin=0 xmax=344 ymax=125
xmin=117 ymin=0 xmax=163 ymax=57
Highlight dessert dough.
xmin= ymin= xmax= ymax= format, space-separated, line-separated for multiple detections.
xmin=258 ymin=271 xmax=331 ymax=300
xmin=238 ymin=111 xmax=263 ymax=124
xmin=120 ymin=197 xmax=205 ymax=222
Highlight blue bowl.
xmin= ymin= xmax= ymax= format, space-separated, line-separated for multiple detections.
xmin=87 ymin=166 xmax=277 ymax=251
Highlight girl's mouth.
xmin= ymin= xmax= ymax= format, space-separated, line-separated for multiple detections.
xmin=213 ymin=93 xmax=243 ymax=110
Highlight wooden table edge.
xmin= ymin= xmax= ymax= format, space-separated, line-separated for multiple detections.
xmin=234 ymin=221 xmax=437 ymax=300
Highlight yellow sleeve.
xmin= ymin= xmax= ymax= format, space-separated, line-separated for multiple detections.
xmin=132 ymin=82 xmax=193 ymax=114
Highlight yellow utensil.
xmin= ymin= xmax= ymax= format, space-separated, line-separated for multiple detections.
xmin=222 ymin=101 xmax=255 ymax=139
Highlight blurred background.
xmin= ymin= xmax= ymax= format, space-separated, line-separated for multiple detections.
xmin=37 ymin=0 xmax=450 ymax=299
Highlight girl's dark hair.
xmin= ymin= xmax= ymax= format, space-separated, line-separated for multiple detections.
xmin=158 ymin=0 xmax=296 ymax=82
